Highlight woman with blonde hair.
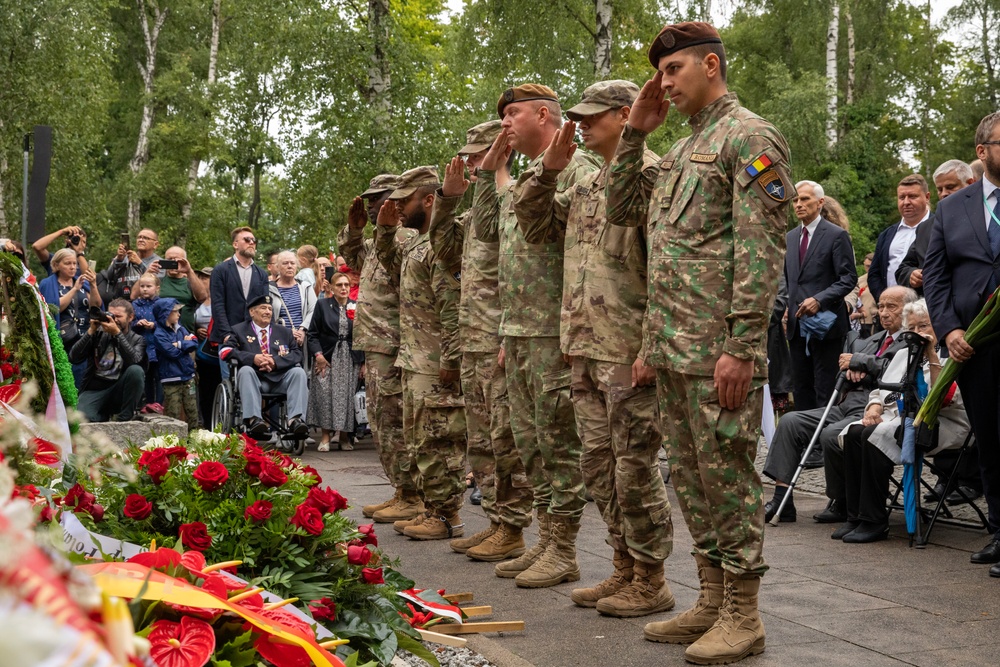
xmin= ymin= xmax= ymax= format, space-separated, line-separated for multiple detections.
xmin=295 ymin=244 xmax=320 ymax=294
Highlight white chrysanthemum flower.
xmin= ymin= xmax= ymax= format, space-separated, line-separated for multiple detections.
xmin=140 ymin=434 xmax=180 ymax=451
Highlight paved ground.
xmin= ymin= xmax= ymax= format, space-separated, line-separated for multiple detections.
xmin=304 ymin=436 xmax=998 ymax=667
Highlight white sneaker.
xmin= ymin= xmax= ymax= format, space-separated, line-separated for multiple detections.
xmin=317 ymin=441 xmax=330 ymax=452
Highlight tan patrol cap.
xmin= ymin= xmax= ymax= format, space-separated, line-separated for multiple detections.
xmin=388 ymin=166 xmax=440 ymax=200
xmin=566 ymin=80 xmax=641 ymax=121
xmin=458 ymin=120 xmax=502 ymax=156
xmin=497 ymin=83 xmax=559 ymax=119
xmin=360 ymin=173 xmax=400 ymax=198
xmin=647 ymin=21 xmax=723 ymax=69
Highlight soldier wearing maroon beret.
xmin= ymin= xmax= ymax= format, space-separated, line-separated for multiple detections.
xmin=606 ymin=21 xmax=793 ymax=665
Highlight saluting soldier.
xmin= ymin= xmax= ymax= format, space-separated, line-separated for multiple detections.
xmin=517 ymin=80 xmax=674 ymax=618
xmin=606 ymin=23 xmax=792 ymax=664
xmin=339 ymin=176 xmax=422 ymax=524
xmin=375 ymin=166 xmax=467 ymax=541
xmin=429 ymin=121 xmax=534 ymax=562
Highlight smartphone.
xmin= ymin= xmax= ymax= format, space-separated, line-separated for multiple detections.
xmin=120 ymin=232 xmax=130 ymax=250
xmin=325 ymin=266 xmax=335 ymax=282
xmin=89 ymin=306 xmax=110 ymax=323
xmin=160 ymin=259 xmax=179 ymax=270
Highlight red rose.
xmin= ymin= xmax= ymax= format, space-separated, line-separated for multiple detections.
xmin=270 ymin=452 xmax=294 ymax=469
xmin=192 ymin=461 xmax=229 ymax=492
xmin=178 ymin=521 xmax=213 ymax=551
xmin=258 ymin=460 xmax=288 ymax=487
xmin=290 ymin=503 xmax=324 ymax=536
xmin=358 ymin=523 xmax=378 ymax=547
xmin=39 ymin=505 xmax=56 ymax=522
xmin=361 ymin=567 xmax=384 ymax=584
xmin=239 ymin=433 xmax=258 ymax=448
xmin=300 ymin=465 xmax=322 ymax=485
xmin=123 ymin=494 xmax=153 ymax=520
xmin=306 ymin=486 xmax=348 ymax=514
xmin=146 ymin=456 xmax=170 ymax=484
xmin=347 ymin=544 xmax=373 ymax=566
xmin=244 ymin=500 xmax=273 ymax=522
xmin=308 ymin=597 xmax=337 ymax=621
xmin=64 ymin=483 xmax=95 ymax=512
xmin=89 ymin=503 xmax=105 ymax=522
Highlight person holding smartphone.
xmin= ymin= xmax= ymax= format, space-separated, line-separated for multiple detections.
xmin=159 ymin=246 xmax=209 ymax=334
xmin=39 ymin=248 xmax=102 ymax=388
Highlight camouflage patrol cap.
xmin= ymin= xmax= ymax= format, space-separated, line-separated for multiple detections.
xmin=647 ymin=21 xmax=723 ymax=68
xmin=388 ymin=166 xmax=440 ymax=200
xmin=566 ymin=80 xmax=641 ymax=121
xmin=458 ymin=120 xmax=502 ymax=156
xmin=360 ymin=173 xmax=400 ymax=198
xmin=497 ymin=83 xmax=559 ymax=119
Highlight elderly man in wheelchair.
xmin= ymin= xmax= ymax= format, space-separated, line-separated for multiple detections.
xmin=218 ymin=293 xmax=309 ymax=441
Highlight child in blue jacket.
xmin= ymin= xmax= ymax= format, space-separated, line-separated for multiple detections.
xmin=131 ymin=274 xmax=162 ymax=407
xmin=152 ymin=297 xmax=198 ymax=429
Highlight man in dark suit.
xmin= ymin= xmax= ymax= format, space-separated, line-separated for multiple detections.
xmin=924 ymin=112 xmax=1000 ymax=577
xmin=219 ymin=294 xmax=308 ymax=438
xmin=868 ymin=174 xmax=932 ymax=303
xmin=784 ymin=180 xmax=858 ymax=411
xmin=209 ymin=227 xmax=269 ymax=379
xmin=895 ymin=160 xmax=976 ymax=296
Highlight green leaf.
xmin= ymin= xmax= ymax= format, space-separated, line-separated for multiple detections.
xmin=213 ymin=629 xmax=257 ymax=667
xmin=396 ymin=631 xmax=440 ymax=667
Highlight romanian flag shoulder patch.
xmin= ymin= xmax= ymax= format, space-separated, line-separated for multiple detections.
xmin=744 ymin=154 xmax=772 ymax=178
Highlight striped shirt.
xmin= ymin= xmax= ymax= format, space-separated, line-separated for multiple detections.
xmin=277 ymin=284 xmax=303 ymax=328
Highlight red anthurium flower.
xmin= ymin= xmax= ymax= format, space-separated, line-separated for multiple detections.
xmin=165 ymin=575 xmax=228 ymax=621
xmin=191 ymin=461 xmax=229 ymax=492
xmin=30 ymin=438 xmax=60 ymax=466
xmin=244 ymin=500 xmax=272 ymax=522
xmin=148 ymin=616 xmax=215 ymax=667
xmin=361 ymin=567 xmax=384 ymax=584
xmin=252 ymin=609 xmax=314 ymax=667
xmin=128 ymin=547 xmax=183 ymax=570
xmin=178 ymin=522 xmax=212 ymax=552
xmin=358 ymin=523 xmax=378 ymax=547
xmin=180 ymin=550 xmax=207 ymax=575
xmin=308 ymin=597 xmax=337 ymax=622
xmin=124 ymin=494 xmax=153 ymax=520
xmin=0 ymin=380 xmax=22 ymax=403
xmin=305 ymin=486 xmax=347 ymax=514
xmin=346 ymin=544 xmax=372 ymax=566
xmin=258 ymin=460 xmax=288 ymax=487
xmin=290 ymin=503 xmax=324 ymax=536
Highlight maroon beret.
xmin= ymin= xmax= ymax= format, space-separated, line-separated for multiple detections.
xmin=647 ymin=21 xmax=723 ymax=68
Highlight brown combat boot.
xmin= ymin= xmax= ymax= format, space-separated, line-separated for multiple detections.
xmin=403 ymin=513 xmax=465 ymax=541
xmin=450 ymin=522 xmax=499 ymax=554
xmin=362 ymin=488 xmax=401 ymax=518
xmin=596 ymin=559 xmax=675 ymax=618
xmin=495 ymin=513 xmax=550 ymax=578
xmin=467 ymin=523 xmax=526 ymax=562
xmin=373 ymin=493 xmax=425 ymax=524
xmin=514 ymin=516 xmax=581 ymax=588
xmin=393 ymin=513 xmax=425 ymax=535
xmin=684 ymin=574 xmax=765 ymax=665
xmin=643 ymin=555 xmax=723 ymax=644
xmin=570 ymin=549 xmax=634 ymax=608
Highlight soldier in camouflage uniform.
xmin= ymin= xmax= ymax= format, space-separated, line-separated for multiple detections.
xmin=429 ymin=120 xmax=534 ymax=561
xmin=517 ymin=80 xmax=674 ymax=618
xmin=606 ymin=23 xmax=792 ymax=664
xmin=338 ymin=176 xmax=423 ymax=523
xmin=375 ymin=166 xmax=467 ymax=541
xmin=476 ymin=84 xmax=598 ymax=588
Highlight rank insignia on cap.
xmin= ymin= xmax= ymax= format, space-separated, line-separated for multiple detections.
xmin=744 ymin=154 xmax=772 ymax=178
xmin=759 ymin=171 xmax=786 ymax=201
xmin=504 ymin=88 xmax=514 ymax=102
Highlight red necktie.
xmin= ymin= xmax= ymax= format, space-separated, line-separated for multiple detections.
xmin=260 ymin=327 xmax=268 ymax=353
xmin=876 ymin=334 xmax=893 ymax=357
xmin=799 ymin=227 xmax=809 ymax=265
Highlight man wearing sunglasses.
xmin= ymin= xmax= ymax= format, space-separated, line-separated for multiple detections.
xmin=210 ymin=226 xmax=270 ymax=379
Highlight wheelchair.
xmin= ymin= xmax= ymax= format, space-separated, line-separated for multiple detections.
xmin=211 ymin=358 xmax=308 ymax=456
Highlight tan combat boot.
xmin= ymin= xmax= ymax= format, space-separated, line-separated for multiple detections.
xmin=684 ymin=575 xmax=765 ymax=665
xmin=643 ymin=555 xmax=723 ymax=644
xmin=467 ymin=523 xmax=526 ymax=562
xmin=495 ymin=513 xmax=550 ymax=578
xmin=362 ymin=488 xmax=401 ymax=518
xmin=393 ymin=512 xmax=425 ymax=535
xmin=596 ymin=559 xmax=675 ymax=618
xmin=373 ymin=493 xmax=425 ymax=524
xmin=514 ymin=516 xmax=581 ymax=588
xmin=570 ymin=549 xmax=634 ymax=608
xmin=450 ymin=522 xmax=499 ymax=554
xmin=403 ymin=513 xmax=465 ymax=541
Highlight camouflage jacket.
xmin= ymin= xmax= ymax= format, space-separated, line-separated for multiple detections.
xmin=477 ymin=151 xmax=599 ymax=338
xmin=375 ymin=227 xmax=461 ymax=375
xmin=606 ymin=92 xmax=792 ymax=379
xmin=517 ymin=150 xmax=659 ymax=364
xmin=429 ymin=191 xmax=503 ymax=353
xmin=338 ymin=225 xmax=415 ymax=355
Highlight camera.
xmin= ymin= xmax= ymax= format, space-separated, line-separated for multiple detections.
xmin=69 ymin=235 xmax=81 ymax=246
xmin=89 ymin=306 xmax=111 ymax=323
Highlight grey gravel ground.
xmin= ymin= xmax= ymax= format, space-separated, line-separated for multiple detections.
xmin=398 ymin=647 xmax=498 ymax=667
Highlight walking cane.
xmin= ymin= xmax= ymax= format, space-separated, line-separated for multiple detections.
xmin=768 ymin=371 xmax=848 ymax=527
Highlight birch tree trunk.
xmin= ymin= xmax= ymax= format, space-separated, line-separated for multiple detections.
xmin=980 ymin=1 xmax=998 ymax=108
xmin=845 ymin=0 xmax=855 ymax=105
xmin=825 ymin=1 xmax=839 ymax=146
xmin=180 ymin=0 xmax=222 ymax=228
xmin=127 ymin=0 xmax=168 ymax=236
xmin=366 ymin=0 xmax=391 ymax=155
xmin=594 ymin=0 xmax=612 ymax=78
xmin=0 ymin=119 xmax=7 ymax=237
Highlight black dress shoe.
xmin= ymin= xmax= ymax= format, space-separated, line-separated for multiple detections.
xmin=832 ymin=520 xmax=860 ymax=540
xmin=245 ymin=417 xmax=269 ymax=439
xmin=764 ymin=498 xmax=796 ymax=523
xmin=470 ymin=487 xmax=482 ymax=505
xmin=945 ymin=485 xmax=983 ymax=506
xmin=842 ymin=521 xmax=889 ymax=544
xmin=287 ymin=416 xmax=309 ymax=438
xmin=971 ymin=538 xmax=1000 ymax=564
xmin=990 ymin=563 xmax=1000 ymax=578
xmin=924 ymin=483 xmax=946 ymax=503
xmin=813 ymin=499 xmax=848 ymax=523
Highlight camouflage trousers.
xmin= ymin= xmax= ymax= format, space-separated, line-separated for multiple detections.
xmin=572 ymin=357 xmax=672 ymax=564
xmin=163 ymin=380 xmax=198 ymax=431
xmin=365 ymin=352 xmax=415 ymax=493
xmin=656 ymin=369 xmax=767 ymax=577
xmin=401 ymin=370 xmax=467 ymax=516
xmin=462 ymin=350 xmax=533 ymax=528
xmin=504 ymin=336 xmax=585 ymax=520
